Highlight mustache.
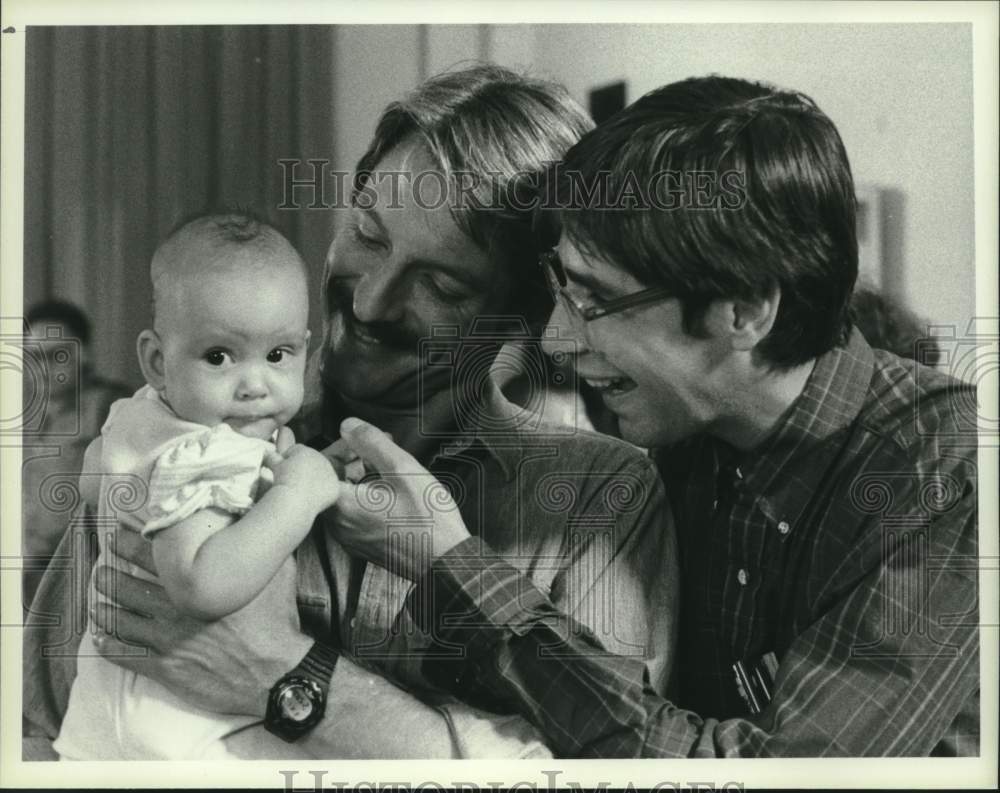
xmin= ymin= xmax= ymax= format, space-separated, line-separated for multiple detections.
xmin=327 ymin=278 xmax=421 ymax=351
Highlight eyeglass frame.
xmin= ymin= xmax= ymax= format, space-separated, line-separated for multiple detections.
xmin=539 ymin=249 xmax=673 ymax=323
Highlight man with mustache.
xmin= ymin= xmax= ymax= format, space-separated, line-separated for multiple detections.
xmin=323 ymin=76 xmax=980 ymax=757
xmin=23 ymin=65 xmax=677 ymax=758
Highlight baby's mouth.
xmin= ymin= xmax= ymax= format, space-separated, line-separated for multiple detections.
xmin=225 ymin=415 xmax=276 ymax=436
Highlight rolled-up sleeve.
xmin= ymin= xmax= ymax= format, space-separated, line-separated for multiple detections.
xmin=406 ymin=456 xmax=678 ymax=758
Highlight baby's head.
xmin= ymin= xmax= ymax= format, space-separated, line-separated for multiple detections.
xmin=138 ymin=212 xmax=310 ymax=440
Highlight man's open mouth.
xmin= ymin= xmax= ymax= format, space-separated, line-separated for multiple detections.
xmin=582 ymin=376 xmax=638 ymax=398
xmin=350 ymin=321 xmax=383 ymax=346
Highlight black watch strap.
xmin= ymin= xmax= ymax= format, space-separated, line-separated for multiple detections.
xmin=264 ymin=642 xmax=339 ymax=742
xmin=293 ymin=641 xmax=338 ymax=693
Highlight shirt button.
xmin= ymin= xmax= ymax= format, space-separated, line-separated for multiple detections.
xmin=737 ymin=568 xmax=749 ymax=586
xmin=778 ymin=520 xmax=791 ymax=535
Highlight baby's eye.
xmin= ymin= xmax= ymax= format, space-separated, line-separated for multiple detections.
xmin=266 ymin=348 xmax=286 ymax=364
xmin=204 ymin=350 xmax=230 ymax=367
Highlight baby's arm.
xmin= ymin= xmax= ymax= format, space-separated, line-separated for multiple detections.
xmin=151 ymin=444 xmax=340 ymax=621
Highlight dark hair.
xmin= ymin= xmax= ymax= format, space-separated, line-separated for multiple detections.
xmin=353 ymin=63 xmax=594 ymax=326
xmin=545 ymin=75 xmax=858 ymax=368
xmin=850 ymin=287 xmax=942 ymax=365
xmin=26 ymin=299 xmax=91 ymax=345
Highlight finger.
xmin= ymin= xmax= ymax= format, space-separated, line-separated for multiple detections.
xmin=107 ymin=524 xmax=157 ymax=575
xmin=275 ymin=426 xmax=295 ymax=455
xmin=320 ymin=437 xmax=360 ymax=462
xmin=93 ymin=565 xmax=172 ymax=618
xmin=325 ymin=458 xmax=345 ymax=479
xmin=262 ymin=448 xmax=284 ymax=469
xmin=320 ymin=438 xmax=358 ymax=460
xmin=280 ymin=443 xmax=309 ymax=460
xmin=92 ymin=631 xmax=157 ymax=667
xmin=319 ymin=439 xmax=360 ymax=479
xmin=340 ymin=417 xmax=422 ymax=475
xmin=344 ymin=458 xmax=367 ymax=484
xmin=92 ymin=601 xmax=160 ymax=652
xmin=329 ymin=482 xmax=365 ymax=523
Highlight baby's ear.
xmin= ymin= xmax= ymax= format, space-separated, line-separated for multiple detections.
xmin=136 ymin=329 xmax=166 ymax=391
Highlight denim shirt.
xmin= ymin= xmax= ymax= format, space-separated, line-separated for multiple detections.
xmin=23 ymin=382 xmax=678 ymax=755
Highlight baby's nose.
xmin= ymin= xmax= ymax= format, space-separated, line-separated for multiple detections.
xmin=236 ymin=371 xmax=268 ymax=400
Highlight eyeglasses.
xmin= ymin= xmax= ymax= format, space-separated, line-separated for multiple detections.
xmin=540 ymin=250 xmax=672 ymax=323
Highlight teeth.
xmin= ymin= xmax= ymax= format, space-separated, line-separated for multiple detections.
xmin=353 ymin=324 xmax=381 ymax=345
xmin=585 ymin=377 xmax=626 ymax=390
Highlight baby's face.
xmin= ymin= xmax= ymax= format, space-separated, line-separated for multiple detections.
xmin=156 ymin=254 xmax=310 ymax=441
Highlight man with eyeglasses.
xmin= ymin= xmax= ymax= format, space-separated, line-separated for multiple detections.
xmin=329 ymin=75 xmax=979 ymax=757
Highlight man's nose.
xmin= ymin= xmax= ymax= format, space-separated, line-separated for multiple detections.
xmin=352 ymin=262 xmax=406 ymax=324
xmin=236 ymin=366 xmax=269 ymax=400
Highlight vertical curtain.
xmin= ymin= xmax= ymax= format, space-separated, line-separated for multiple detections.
xmin=23 ymin=26 xmax=335 ymax=388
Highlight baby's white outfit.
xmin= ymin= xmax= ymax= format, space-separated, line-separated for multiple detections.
xmin=54 ymin=385 xmax=275 ymax=760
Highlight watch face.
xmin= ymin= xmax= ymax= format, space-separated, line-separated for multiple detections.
xmin=278 ymin=684 xmax=315 ymax=723
xmin=266 ymin=674 xmax=326 ymax=742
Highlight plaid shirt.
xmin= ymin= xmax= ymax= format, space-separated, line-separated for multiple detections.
xmin=411 ymin=330 xmax=980 ymax=757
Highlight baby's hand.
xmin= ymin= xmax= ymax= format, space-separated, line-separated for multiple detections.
xmin=265 ymin=444 xmax=341 ymax=513
xmin=319 ymin=437 xmax=367 ymax=484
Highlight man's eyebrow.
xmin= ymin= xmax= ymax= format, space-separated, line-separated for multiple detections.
xmin=564 ymin=267 xmax=614 ymax=295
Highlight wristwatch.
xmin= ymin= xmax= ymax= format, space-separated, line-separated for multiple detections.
xmin=264 ymin=641 xmax=338 ymax=742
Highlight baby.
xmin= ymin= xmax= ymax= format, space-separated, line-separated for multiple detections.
xmin=54 ymin=212 xmax=340 ymax=760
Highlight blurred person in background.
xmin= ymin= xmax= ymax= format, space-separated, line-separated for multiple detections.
xmin=850 ymin=285 xmax=943 ymax=366
xmin=21 ymin=300 xmax=130 ymax=605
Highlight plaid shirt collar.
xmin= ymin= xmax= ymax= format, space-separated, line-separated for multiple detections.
xmin=431 ymin=372 xmax=525 ymax=481
xmin=714 ymin=329 xmax=875 ymax=529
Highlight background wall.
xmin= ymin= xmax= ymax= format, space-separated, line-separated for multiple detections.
xmin=25 ymin=23 xmax=976 ymax=385
xmin=24 ymin=26 xmax=335 ymax=388
xmin=525 ymin=24 xmax=976 ymax=335
xmin=496 ymin=24 xmax=974 ymax=334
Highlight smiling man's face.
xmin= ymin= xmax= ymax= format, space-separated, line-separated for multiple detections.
xmin=321 ymin=140 xmax=512 ymax=406
xmin=542 ymin=235 xmax=733 ymax=448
